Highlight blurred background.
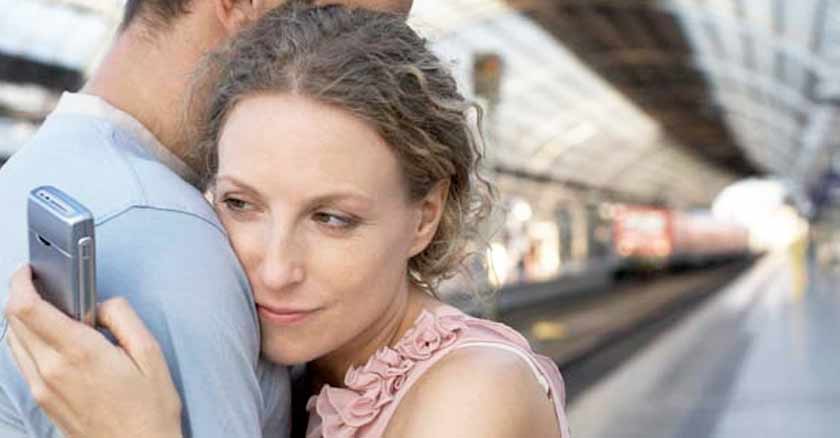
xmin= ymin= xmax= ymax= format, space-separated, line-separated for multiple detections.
xmin=2 ymin=1 xmax=838 ymax=437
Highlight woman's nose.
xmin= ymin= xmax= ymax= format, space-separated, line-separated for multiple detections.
xmin=258 ymin=231 xmax=305 ymax=291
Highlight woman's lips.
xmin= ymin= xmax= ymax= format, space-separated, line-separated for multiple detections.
xmin=257 ymin=304 xmax=317 ymax=326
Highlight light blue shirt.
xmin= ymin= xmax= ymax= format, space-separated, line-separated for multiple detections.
xmin=0 ymin=93 xmax=290 ymax=438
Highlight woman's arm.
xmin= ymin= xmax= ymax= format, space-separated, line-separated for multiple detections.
xmin=4 ymin=266 xmax=183 ymax=438
xmin=384 ymin=347 xmax=563 ymax=438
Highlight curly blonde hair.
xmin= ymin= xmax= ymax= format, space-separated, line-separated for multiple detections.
xmin=190 ymin=1 xmax=493 ymax=293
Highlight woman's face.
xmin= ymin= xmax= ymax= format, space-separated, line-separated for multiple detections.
xmin=213 ymin=94 xmax=426 ymax=364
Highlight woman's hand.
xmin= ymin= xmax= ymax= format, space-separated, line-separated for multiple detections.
xmin=4 ymin=266 xmax=183 ymax=438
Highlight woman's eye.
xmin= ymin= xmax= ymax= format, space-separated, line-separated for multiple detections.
xmin=313 ymin=212 xmax=356 ymax=229
xmin=222 ymin=198 xmax=252 ymax=212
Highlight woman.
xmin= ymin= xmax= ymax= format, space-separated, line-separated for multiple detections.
xmin=6 ymin=3 xmax=571 ymax=437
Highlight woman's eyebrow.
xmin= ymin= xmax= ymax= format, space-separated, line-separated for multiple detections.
xmin=214 ymin=175 xmax=262 ymax=197
xmin=215 ymin=176 xmax=374 ymax=210
xmin=306 ymin=191 xmax=374 ymax=210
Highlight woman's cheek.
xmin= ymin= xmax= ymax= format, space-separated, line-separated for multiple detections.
xmin=224 ymin=219 xmax=265 ymax=276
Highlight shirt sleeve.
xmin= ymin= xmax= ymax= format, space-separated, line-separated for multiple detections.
xmin=94 ymin=207 xmax=290 ymax=438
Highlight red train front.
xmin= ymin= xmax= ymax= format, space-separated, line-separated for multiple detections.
xmin=613 ymin=205 xmax=749 ymax=271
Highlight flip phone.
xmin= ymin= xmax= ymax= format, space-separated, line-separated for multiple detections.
xmin=27 ymin=186 xmax=96 ymax=325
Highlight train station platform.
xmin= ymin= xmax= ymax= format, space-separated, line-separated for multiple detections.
xmin=567 ymin=250 xmax=840 ymax=438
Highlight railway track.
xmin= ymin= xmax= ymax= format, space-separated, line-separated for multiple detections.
xmin=500 ymin=259 xmax=754 ymax=402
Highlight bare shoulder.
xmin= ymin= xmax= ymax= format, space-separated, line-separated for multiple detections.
xmin=384 ymin=346 xmax=562 ymax=438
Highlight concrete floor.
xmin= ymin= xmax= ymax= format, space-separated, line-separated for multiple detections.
xmin=567 ymin=251 xmax=840 ymax=438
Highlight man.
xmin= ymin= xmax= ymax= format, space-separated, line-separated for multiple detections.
xmin=0 ymin=0 xmax=412 ymax=436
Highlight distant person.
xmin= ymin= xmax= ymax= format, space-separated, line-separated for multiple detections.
xmin=5 ymin=3 xmax=571 ymax=437
xmin=0 ymin=0 xmax=412 ymax=436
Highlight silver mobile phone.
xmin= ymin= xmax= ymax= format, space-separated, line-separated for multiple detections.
xmin=27 ymin=186 xmax=96 ymax=325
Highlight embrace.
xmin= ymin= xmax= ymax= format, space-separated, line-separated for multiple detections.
xmin=0 ymin=1 xmax=571 ymax=437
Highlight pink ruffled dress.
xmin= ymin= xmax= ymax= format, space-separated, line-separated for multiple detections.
xmin=305 ymin=305 xmax=572 ymax=438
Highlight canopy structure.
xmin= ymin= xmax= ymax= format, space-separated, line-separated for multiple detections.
xmin=411 ymin=1 xmax=739 ymax=207
xmin=497 ymin=0 xmax=840 ymax=201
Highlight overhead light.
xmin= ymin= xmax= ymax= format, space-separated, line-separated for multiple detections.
xmin=510 ymin=199 xmax=533 ymax=222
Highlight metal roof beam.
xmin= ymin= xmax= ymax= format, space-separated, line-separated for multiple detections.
xmin=570 ymin=4 xmax=629 ymax=49
xmin=793 ymin=105 xmax=840 ymax=182
xmin=586 ymin=48 xmax=813 ymax=113
xmin=493 ymin=163 xmax=656 ymax=205
xmin=0 ymin=52 xmax=83 ymax=91
xmin=616 ymin=7 xmax=661 ymax=49
xmin=518 ymin=0 xmax=840 ymax=96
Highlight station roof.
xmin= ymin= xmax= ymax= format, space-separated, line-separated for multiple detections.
xmin=2 ymin=0 xmax=835 ymax=208
xmin=411 ymin=0 xmax=739 ymax=206
xmin=498 ymin=0 xmax=840 ymax=201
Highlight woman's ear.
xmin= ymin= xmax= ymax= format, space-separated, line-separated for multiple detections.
xmin=409 ymin=179 xmax=451 ymax=257
xmin=214 ymin=0 xmax=264 ymax=35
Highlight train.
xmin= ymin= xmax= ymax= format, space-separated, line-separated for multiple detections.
xmin=612 ymin=205 xmax=750 ymax=272
xmin=436 ymin=202 xmax=753 ymax=315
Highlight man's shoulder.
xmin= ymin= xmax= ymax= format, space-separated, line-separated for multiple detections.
xmin=1 ymin=112 xmax=220 ymax=229
xmin=0 ymin=112 xmax=232 ymax=333
xmin=0 ymin=115 xmax=292 ymax=438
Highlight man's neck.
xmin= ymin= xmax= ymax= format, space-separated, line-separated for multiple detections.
xmin=82 ymin=25 xmax=204 ymax=170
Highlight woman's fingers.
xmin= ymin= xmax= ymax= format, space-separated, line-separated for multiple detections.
xmin=5 ymin=265 xmax=92 ymax=393
xmin=5 ymin=265 xmax=40 ymax=320
xmin=96 ymin=298 xmax=166 ymax=375
xmin=7 ymin=266 xmax=165 ymax=377
xmin=6 ymin=326 xmax=44 ymax=396
xmin=6 ymin=327 xmax=67 ymax=415
xmin=5 ymin=268 xmax=182 ymax=437
xmin=7 ymin=326 xmax=93 ymax=438
xmin=5 ymin=266 xmax=93 ymax=356
xmin=95 ymin=298 xmax=182 ymax=425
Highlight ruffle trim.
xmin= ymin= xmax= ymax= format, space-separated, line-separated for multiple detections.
xmin=306 ymin=309 xmax=467 ymax=438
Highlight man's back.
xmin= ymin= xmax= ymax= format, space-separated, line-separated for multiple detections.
xmin=0 ymin=93 xmax=289 ymax=437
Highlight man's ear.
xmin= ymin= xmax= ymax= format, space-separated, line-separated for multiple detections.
xmin=214 ymin=0 xmax=264 ymax=35
xmin=409 ymin=179 xmax=451 ymax=257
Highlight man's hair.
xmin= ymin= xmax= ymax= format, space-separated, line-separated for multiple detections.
xmin=122 ymin=0 xmax=193 ymax=29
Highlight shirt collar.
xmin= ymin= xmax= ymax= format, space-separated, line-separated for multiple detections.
xmin=52 ymin=92 xmax=200 ymax=186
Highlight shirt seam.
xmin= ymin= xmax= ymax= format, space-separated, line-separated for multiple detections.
xmin=41 ymin=113 xmax=149 ymax=209
xmin=97 ymin=205 xmax=227 ymax=236
xmin=0 ymin=205 xmax=226 ymax=344
xmin=106 ymin=125 xmax=150 ymax=205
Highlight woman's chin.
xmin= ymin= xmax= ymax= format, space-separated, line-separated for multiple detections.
xmin=261 ymin=342 xmax=307 ymax=365
xmin=260 ymin=333 xmax=326 ymax=366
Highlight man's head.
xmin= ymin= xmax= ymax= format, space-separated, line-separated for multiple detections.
xmin=121 ymin=0 xmax=189 ymax=30
xmin=120 ymin=0 xmax=284 ymax=35
xmin=120 ymin=0 xmax=413 ymax=33
xmin=106 ymin=0 xmax=413 ymax=170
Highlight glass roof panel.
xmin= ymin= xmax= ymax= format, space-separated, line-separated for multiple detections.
xmin=412 ymin=0 xmax=738 ymax=203
xmin=0 ymin=0 xmax=116 ymax=71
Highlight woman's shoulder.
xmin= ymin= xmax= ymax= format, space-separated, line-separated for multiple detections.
xmin=305 ymin=305 xmax=568 ymax=438
xmin=384 ymin=341 xmax=561 ymax=438
xmin=403 ymin=339 xmax=550 ymax=399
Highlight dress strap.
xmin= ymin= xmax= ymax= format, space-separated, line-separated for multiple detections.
xmin=452 ymin=341 xmax=551 ymax=395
